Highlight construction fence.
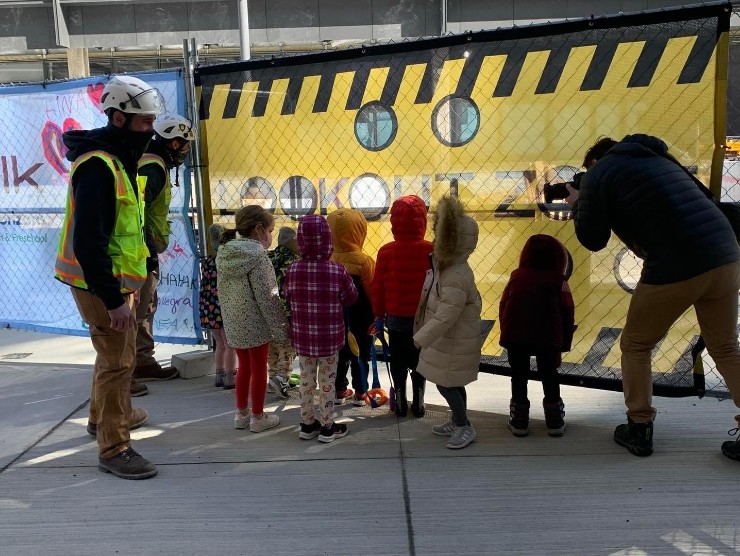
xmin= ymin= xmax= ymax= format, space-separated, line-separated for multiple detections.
xmin=1 ymin=2 xmax=738 ymax=397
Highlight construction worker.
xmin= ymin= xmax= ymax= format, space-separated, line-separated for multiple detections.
xmin=55 ymin=75 xmax=163 ymax=480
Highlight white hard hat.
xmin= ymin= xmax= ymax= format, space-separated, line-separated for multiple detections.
xmin=153 ymin=114 xmax=195 ymax=140
xmin=100 ymin=75 xmax=165 ymax=115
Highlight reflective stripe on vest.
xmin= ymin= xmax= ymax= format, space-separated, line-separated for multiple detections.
xmin=54 ymin=150 xmax=148 ymax=292
xmin=139 ymin=153 xmax=172 ymax=254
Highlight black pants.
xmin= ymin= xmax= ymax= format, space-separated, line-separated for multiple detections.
xmin=335 ymin=328 xmax=372 ymax=393
xmin=437 ymin=385 xmax=468 ymax=426
xmin=387 ymin=327 xmax=423 ymax=396
xmin=506 ymin=348 xmax=561 ymax=404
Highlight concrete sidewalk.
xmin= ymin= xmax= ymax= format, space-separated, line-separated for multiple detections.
xmin=1 ymin=328 xmax=739 ymax=556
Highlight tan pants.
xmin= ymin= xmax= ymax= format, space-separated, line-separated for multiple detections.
xmin=135 ymin=269 xmax=158 ymax=367
xmin=267 ymin=341 xmax=295 ymax=379
xmin=621 ymin=262 xmax=740 ymax=422
xmin=72 ymin=288 xmax=135 ymax=458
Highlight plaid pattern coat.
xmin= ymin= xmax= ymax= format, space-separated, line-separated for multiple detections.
xmin=284 ymin=215 xmax=358 ymax=357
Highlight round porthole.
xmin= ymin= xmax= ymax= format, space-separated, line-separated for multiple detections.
xmin=241 ymin=177 xmax=276 ymax=210
xmin=431 ymin=95 xmax=480 ymax=147
xmin=354 ymin=102 xmax=398 ymax=151
xmin=613 ymin=247 xmax=643 ymax=293
xmin=348 ymin=173 xmax=391 ymax=221
xmin=279 ymin=176 xmax=317 ymax=218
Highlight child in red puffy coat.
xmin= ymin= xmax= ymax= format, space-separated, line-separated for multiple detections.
xmin=499 ymin=234 xmax=575 ymax=437
xmin=371 ymin=195 xmax=433 ymax=417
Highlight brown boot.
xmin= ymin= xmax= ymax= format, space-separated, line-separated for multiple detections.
xmin=87 ymin=407 xmax=149 ymax=437
xmin=133 ymin=362 xmax=179 ymax=382
xmin=130 ymin=377 xmax=149 ymax=397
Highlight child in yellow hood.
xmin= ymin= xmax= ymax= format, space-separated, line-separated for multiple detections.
xmin=326 ymin=208 xmax=376 ymax=406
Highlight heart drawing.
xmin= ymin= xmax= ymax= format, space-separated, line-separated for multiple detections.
xmin=41 ymin=118 xmax=83 ymax=177
xmin=86 ymin=82 xmax=105 ymax=111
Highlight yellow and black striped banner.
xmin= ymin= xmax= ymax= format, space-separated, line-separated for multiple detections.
xmin=196 ymin=2 xmax=731 ymax=397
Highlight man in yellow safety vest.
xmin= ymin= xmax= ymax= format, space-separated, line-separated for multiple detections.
xmin=54 ymin=75 xmax=163 ymax=480
xmin=132 ymin=114 xmax=195 ymax=384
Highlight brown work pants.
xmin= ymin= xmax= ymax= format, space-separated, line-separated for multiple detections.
xmin=72 ymin=288 xmax=135 ymax=458
xmin=621 ymin=262 xmax=740 ymax=422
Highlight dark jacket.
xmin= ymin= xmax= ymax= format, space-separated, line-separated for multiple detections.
xmin=499 ymin=234 xmax=575 ymax=353
xmin=574 ymin=134 xmax=740 ymax=284
xmin=62 ymin=125 xmax=146 ymax=310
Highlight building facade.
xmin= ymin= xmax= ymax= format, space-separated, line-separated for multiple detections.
xmin=0 ymin=0 xmax=725 ymax=80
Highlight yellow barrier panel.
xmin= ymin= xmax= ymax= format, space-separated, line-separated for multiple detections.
xmin=196 ymin=4 xmax=731 ymax=395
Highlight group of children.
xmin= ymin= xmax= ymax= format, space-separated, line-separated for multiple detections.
xmin=198 ymin=194 xmax=575 ymax=449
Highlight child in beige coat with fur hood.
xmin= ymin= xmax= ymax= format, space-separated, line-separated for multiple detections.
xmin=413 ymin=196 xmax=482 ymax=450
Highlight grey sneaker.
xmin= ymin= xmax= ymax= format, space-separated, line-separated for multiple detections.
xmin=445 ymin=425 xmax=476 ymax=449
xmin=234 ymin=410 xmax=250 ymax=430
xmin=250 ymin=413 xmax=280 ymax=433
xmin=222 ymin=371 xmax=236 ymax=390
xmin=271 ymin=376 xmax=289 ymax=399
xmin=98 ymin=448 xmax=157 ymax=480
xmin=432 ymin=420 xmax=456 ymax=436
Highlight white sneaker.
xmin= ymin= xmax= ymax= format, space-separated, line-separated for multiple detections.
xmin=250 ymin=413 xmax=280 ymax=433
xmin=432 ymin=420 xmax=456 ymax=437
xmin=234 ymin=410 xmax=250 ymax=430
xmin=445 ymin=425 xmax=476 ymax=449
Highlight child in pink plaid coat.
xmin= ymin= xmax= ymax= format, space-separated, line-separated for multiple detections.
xmin=283 ymin=215 xmax=358 ymax=443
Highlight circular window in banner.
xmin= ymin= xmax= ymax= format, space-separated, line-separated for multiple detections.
xmin=613 ymin=247 xmax=643 ymax=293
xmin=354 ymin=102 xmax=398 ymax=151
xmin=279 ymin=176 xmax=318 ymax=218
xmin=431 ymin=95 xmax=480 ymax=147
xmin=241 ymin=177 xmax=277 ymax=211
xmin=348 ymin=173 xmax=391 ymax=221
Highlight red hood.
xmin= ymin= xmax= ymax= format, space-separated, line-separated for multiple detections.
xmin=519 ymin=234 xmax=567 ymax=273
xmin=390 ymin=195 xmax=427 ymax=241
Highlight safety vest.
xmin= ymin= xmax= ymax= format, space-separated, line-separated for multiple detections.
xmin=139 ymin=153 xmax=172 ymax=254
xmin=54 ymin=150 xmax=148 ymax=293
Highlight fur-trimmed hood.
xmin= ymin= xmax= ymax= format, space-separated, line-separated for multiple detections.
xmin=433 ymin=196 xmax=478 ymax=267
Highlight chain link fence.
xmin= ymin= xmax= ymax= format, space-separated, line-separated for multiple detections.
xmin=0 ymin=3 xmax=737 ymax=397
xmin=195 ymin=3 xmax=735 ymax=398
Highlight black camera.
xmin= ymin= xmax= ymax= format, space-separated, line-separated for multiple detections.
xmin=543 ymin=171 xmax=584 ymax=204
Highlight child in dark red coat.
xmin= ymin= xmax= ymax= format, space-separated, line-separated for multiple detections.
xmin=371 ymin=195 xmax=433 ymax=417
xmin=499 ymin=234 xmax=575 ymax=437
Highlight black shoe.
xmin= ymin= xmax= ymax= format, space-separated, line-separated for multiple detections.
xmin=614 ymin=419 xmax=654 ymax=457
xmin=410 ymin=372 xmax=426 ymax=418
xmin=543 ymin=397 xmax=566 ymax=437
xmin=395 ymin=397 xmax=408 ymax=418
xmin=721 ymin=422 xmax=740 ymax=462
xmin=98 ymin=448 xmax=157 ymax=480
xmin=298 ymin=420 xmax=321 ymax=440
xmin=411 ymin=401 xmax=426 ymax=418
xmin=318 ymin=423 xmax=349 ymax=443
xmin=508 ymin=398 xmax=530 ymax=437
